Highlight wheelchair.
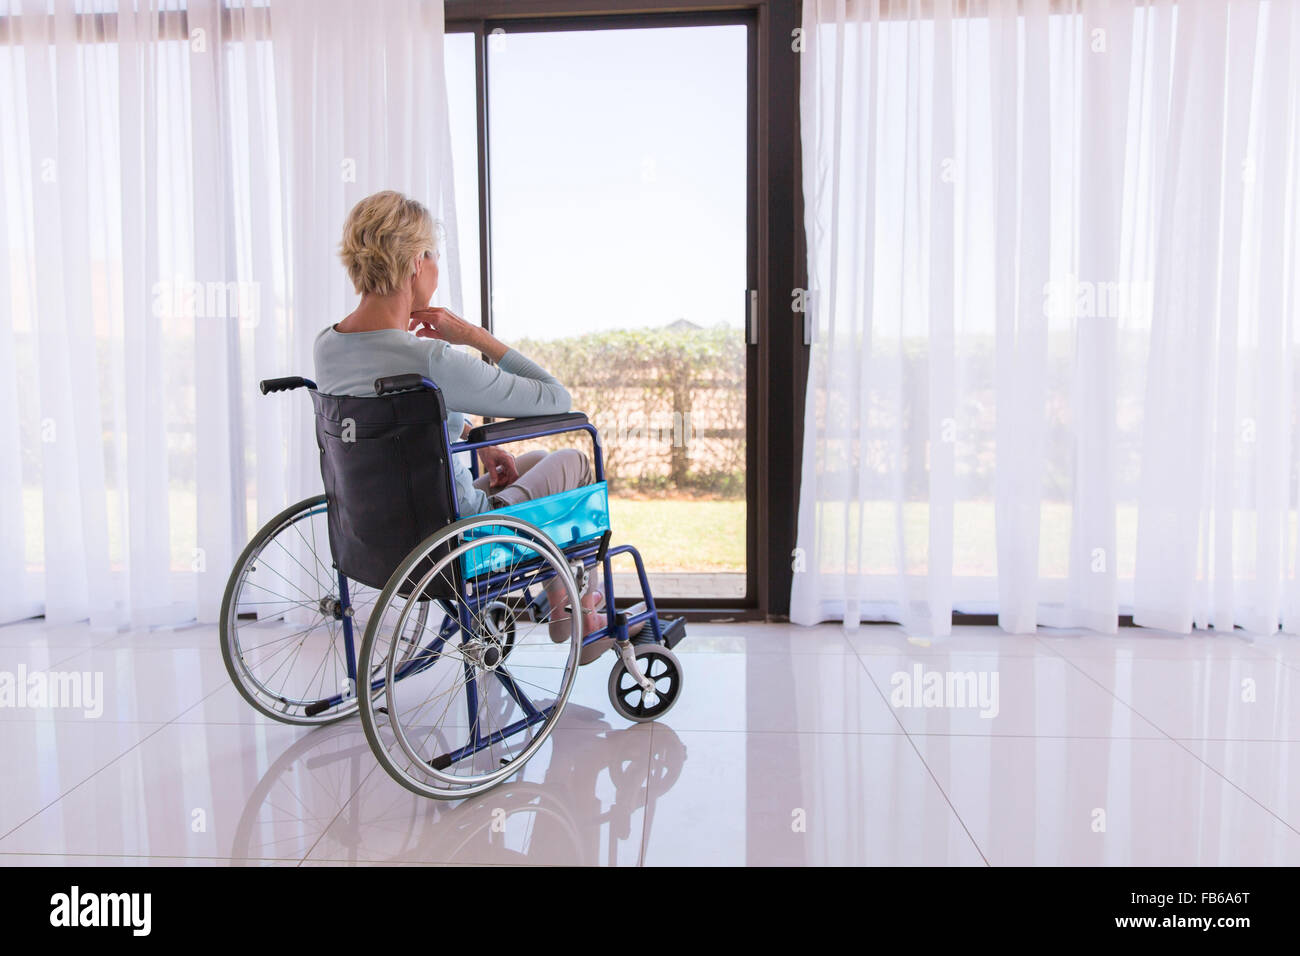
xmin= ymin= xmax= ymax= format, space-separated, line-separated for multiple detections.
xmin=219 ymin=372 xmax=687 ymax=800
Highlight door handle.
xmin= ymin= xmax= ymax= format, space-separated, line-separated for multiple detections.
xmin=746 ymin=289 xmax=758 ymax=345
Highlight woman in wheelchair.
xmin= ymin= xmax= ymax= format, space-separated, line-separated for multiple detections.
xmin=312 ymin=190 xmax=635 ymax=662
xmin=222 ymin=188 xmax=686 ymax=797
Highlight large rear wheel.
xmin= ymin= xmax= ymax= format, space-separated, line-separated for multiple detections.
xmin=220 ymin=495 xmax=428 ymax=725
xmin=358 ymin=513 xmax=583 ymax=799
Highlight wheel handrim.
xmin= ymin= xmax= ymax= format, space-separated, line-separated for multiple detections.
xmin=361 ymin=516 xmax=582 ymax=798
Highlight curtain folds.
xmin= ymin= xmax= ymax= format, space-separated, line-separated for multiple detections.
xmin=0 ymin=0 xmax=459 ymax=627
xmin=793 ymin=0 xmax=1300 ymax=635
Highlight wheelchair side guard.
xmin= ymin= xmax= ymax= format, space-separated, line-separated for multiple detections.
xmin=459 ymin=482 xmax=611 ymax=577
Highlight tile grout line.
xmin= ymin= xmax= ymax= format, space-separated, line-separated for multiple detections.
xmin=842 ymin=629 xmax=992 ymax=867
xmin=295 ymin=759 xmax=387 ymax=867
xmin=0 ymin=678 xmax=237 ymax=848
xmin=1030 ymin=632 xmax=1300 ymax=841
xmin=18 ymin=629 xmax=134 ymax=673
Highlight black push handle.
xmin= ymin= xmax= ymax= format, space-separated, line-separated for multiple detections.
xmin=259 ymin=376 xmax=317 ymax=394
xmin=375 ymin=374 xmax=437 ymax=395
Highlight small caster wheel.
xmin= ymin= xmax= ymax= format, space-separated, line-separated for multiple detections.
xmin=607 ymin=644 xmax=683 ymax=723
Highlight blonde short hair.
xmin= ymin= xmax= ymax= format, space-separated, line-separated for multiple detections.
xmin=339 ymin=190 xmax=436 ymax=296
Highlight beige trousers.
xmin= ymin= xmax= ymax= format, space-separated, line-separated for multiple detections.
xmin=474 ymin=448 xmax=594 ymax=509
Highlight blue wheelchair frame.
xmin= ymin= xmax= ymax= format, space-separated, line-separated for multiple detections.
xmin=290 ymin=374 xmax=667 ymax=764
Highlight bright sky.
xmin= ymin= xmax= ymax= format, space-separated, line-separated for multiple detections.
xmin=444 ymin=24 xmax=748 ymax=342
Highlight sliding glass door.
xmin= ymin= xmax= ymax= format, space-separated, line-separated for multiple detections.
xmin=447 ymin=16 xmax=754 ymax=605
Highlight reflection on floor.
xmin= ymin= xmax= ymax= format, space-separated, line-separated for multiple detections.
xmin=1 ymin=618 xmax=1298 ymax=866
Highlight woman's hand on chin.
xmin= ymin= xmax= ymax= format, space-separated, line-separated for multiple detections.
xmin=410 ymin=307 xmax=508 ymax=362
xmin=410 ymin=307 xmax=476 ymax=346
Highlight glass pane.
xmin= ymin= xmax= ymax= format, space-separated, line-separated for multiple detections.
xmin=487 ymin=24 xmax=748 ymax=600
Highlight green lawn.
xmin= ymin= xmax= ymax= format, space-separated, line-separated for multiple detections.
xmin=608 ymin=497 xmax=746 ymax=572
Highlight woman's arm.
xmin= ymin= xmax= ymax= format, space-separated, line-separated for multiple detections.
xmin=410 ymin=307 xmax=571 ymax=418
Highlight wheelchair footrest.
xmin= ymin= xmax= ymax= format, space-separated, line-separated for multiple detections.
xmin=635 ymin=615 xmax=686 ymax=649
xmin=661 ymin=616 xmax=687 ymax=649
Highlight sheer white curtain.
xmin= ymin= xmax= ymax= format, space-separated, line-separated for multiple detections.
xmin=792 ymin=0 xmax=1300 ymax=635
xmin=0 ymin=0 xmax=459 ymax=627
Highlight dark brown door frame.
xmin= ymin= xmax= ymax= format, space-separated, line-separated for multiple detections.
xmin=446 ymin=0 xmax=806 ymax=621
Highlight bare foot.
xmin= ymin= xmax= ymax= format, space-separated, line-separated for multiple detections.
xmin=547 ymin=587 xmax=605 ymax=642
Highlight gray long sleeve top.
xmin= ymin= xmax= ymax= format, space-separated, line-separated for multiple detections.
xmin=312 ymin=325 xmax=571 ymax=515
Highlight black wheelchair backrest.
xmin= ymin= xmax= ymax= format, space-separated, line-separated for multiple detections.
xmin=311 ymin=382 xmax=460 ymax=597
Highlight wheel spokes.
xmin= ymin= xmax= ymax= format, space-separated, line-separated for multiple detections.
xmin=225 ymin=501 xmax=397 ymax=720
xmin=364 ymin=521 xmax=582 ymax=796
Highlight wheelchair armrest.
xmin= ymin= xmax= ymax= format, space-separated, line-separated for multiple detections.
xmin=466 ymin=412 xmax=590 ymax=444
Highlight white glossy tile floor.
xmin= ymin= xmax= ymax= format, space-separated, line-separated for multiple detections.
xmin=2 ymin=617 xmax=1299 ymax=866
